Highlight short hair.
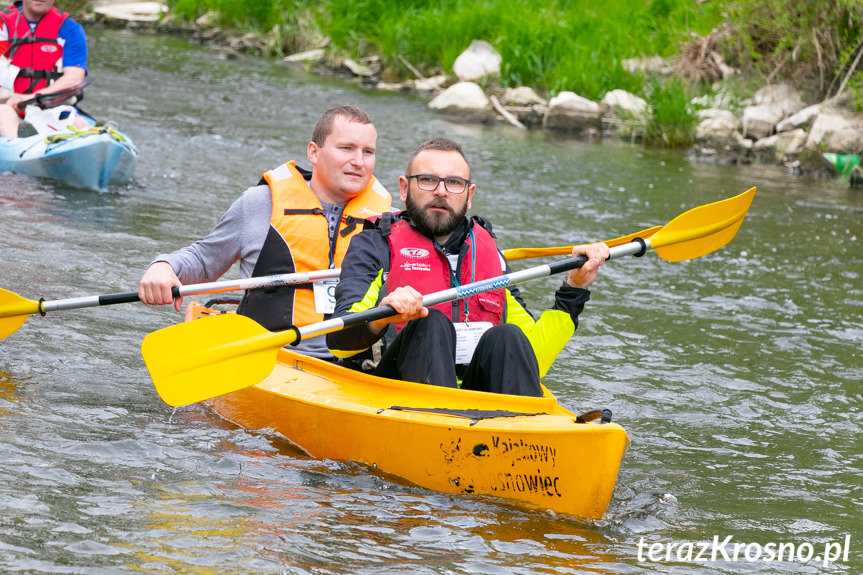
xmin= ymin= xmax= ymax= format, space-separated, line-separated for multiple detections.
xmin=312 ymin=105 xmax=373 ymax=146
xmin=405 ymin=137 xmax=470 ymax=176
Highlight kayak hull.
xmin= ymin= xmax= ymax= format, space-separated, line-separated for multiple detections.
xmin=204 ymin=345 xmax=629 ymax=519
xmin=0 ymin=128 xmax=137 ymax=191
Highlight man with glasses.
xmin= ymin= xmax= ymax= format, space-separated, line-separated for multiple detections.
xmin=327 ymin=137 xmax=608 ymax=396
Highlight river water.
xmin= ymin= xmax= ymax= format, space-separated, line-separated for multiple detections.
xmin=1 ymin=28 xmax=860 ymax=574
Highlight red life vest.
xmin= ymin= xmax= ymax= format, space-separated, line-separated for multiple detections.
xmin=2 ymin=4 xmax=67 ymax=94
xmin=385 ymin=217 xmax=505 ymax=332
xmin=236 ymin=161 xmax=392 ymax=331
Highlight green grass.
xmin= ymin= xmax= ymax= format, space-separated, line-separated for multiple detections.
xmin=162 ymin=0 xmax=863 ymax=147
xmin=165 ymin=0 xmax=724 ymax=101
xmin=644 ymin=77 xmax=701 ymax=148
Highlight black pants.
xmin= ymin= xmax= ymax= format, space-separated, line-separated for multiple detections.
xmin=373 ymin=309 xmax=543 ymax=397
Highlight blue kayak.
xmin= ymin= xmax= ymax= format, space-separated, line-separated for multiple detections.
xmin=0 ymin=122 xmax=137 ymax=191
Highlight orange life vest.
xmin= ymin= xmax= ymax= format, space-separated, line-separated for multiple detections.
xmin=237 ymin=161 xmax=392 ymax=331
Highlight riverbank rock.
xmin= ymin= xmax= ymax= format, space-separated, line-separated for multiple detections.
xmin=692 ymin=109 xmax=751 ymax=163
xmin=776 ymin=104 xmax=821 ymax=133
xmin=850 ymin=165 xmax=863 ymax=188
xmin=284 ymin=48 xmax=325 ymax=64
xmin=499 ymin=86 xmax=547 ymax=127
xmin=752 ymin=129 xmax=807 ymax=163
xmin=742 ymin=105 xmax=784 ymax=140
xmin=805 ymin=112 xmax=863 ymax=154
xmin=695 ymin=109 xmax=740 ymax=143
xmin=600 ymin=89 xmax=648 ymax=123
xmin=543 ymin=91 xmax=601 ymax=134
xmin=741 ymin=83 xmax=805 ymax=140
xmin=428 ymin=81 xmax=494 ymax=122
xmin=94 ymin=1 xmax=166 ymax=22
xmin=453 ymin=40 xmax=501 ymax=82
xmin=377 ymin=75 xmax=448 ymax=97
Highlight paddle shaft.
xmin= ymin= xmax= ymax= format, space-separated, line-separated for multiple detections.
xmin=151 ymin=242 xmax=642 ymax=385
xmin=29 ymin=269 xmax=341 ymax=316
xmin=19 ymin=79 xmax=94 ymax=109
xmin=293 ymin=241 xmax=646 ymax=344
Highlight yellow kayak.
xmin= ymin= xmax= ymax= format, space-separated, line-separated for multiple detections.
xmin=188 ymin=302 xmax=629 ymax=519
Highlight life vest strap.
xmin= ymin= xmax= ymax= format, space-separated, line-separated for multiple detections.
xmin=283 ymin=208 xmax=324 ymax=216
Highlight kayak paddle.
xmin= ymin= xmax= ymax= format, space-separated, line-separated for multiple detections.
xmin=143 ymin=187 xmax=756 ymax=407
xmin=0 ymin=269 xmax=342 ymax=341
xmin=19 ymin=78 xmax=94 ymax=110
xmin=502 ymin=225 xmax=662 ymax=261
xmin=1 ymin=228 xmax=663 ymax=341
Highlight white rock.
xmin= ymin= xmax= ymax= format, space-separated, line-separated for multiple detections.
xmin=776 ymin=104 xmax=821 ymax=133
xmin=452 ymin=40 xmax=501 ymax=82
xmin=600 ymin=89 xmax=647 ymax=116
xmin=752 ymin=129 xmax=808 ymax=162
xmin=343 ymin=58 xmax=373 ymax=77
xmin=695 ymin=109 xmax=740 ymax=140
xmin=742 ymin=104 xmax=784 ymax=140
xmin=283 ymin=48 xmax=325 ymax=63
xmin=543 ymin=91 xmax=601 ymax=132
xmin=501 ymin=86 xmax=546 ymax=107
xmin=413 ymin=75 xmax=448 ymax=93
xmin=805 ymin=113 xmax=863 ymax=153
xmin=753 ymin=83 xmax=805 ymax=116
xmin=95 ymin=2 xmax=167 ymax=22
xmin=428 ymin=82 xmax=493 ymax=121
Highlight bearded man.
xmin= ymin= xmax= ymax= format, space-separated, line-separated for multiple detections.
xmin=327 ymin=137 xmax=609 ymax=396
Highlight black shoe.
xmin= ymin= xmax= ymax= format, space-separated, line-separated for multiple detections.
xmin=17 ymin=121 xmax=37 ymax=138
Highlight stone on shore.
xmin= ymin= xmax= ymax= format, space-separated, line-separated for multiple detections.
xmin=776 ymin=104 xmax=821 ymax=133
xmin=543 ymin=91 xmax=601 ymax=133
xmin=428 ymin=82 xmax=494 ymax=122
xmin=752 ymin=83 xmax=805 ymax=116
xmin=805 ymin=113 xmax=863 ymax=154
xmin=752 ymin=129 xmax=807 ymax=163
xmin=284 ymin=48 xmax=325 ymax=64
xmin=600 ymin=89 xmax=648 ymax=118
xmin=500 ymin=87 xmax=547 ymax=127
xmin=742 ymin=105 xmax=784 ymax=140
xmin=850 ymin=165 xmax=863 ymax=188
xmin=452 ymin=40 xmax=502 ymax=82
xmin=741 ymin=83 xmax=806 ymax=140
xmin=94 ymin=2 xmax=166 ymax=22
xmin=695 ymin=109 xmax=740 ymax=142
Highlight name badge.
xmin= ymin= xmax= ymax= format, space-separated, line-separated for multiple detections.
xmin=454 ymin=322 xmax=493 ymax=364
xmin=313 ymin=278 xmax=339 ymax=314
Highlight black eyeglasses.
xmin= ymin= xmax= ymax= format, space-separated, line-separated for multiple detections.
xmin=408 ymin=174 xmax=471 ymax=194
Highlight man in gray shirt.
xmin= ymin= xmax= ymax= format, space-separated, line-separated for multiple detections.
xmin=138 ymin=105 xmax=392 ymax=360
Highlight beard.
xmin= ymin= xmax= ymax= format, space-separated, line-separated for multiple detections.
xmin=405 ymin=190 xmax=468 ymax=238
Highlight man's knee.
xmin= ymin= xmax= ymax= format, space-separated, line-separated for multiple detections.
xmin=481 ymin=323 xmax=528 ymax=346
xmin=405 ymin=308 xmax=455 ymax=337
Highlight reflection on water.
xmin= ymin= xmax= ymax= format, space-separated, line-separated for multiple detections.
xmin=0 ymin=27 xmax=860 ymax=574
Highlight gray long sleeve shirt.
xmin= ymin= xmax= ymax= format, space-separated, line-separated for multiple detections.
xmin=152 ymin=183 xmax=334 ymax=359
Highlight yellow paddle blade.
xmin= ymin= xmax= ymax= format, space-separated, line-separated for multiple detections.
xmin=0 ymin=289 xmax=41 ymax=340
xmin=142 ymin=313 xmax=291 ymax=407
xmin=502 ymin=226 xmax=663 ymax=261
xmin=652 ymin=187 xmax=756 ymax=262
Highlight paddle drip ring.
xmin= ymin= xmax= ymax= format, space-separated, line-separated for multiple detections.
xmin=286 ymin=326 xmax=302 ymax=346
xmin=38 ymin=298 xmax=46 ymax=316
xmin=632 ymin=237 xmax=647 ymax=257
